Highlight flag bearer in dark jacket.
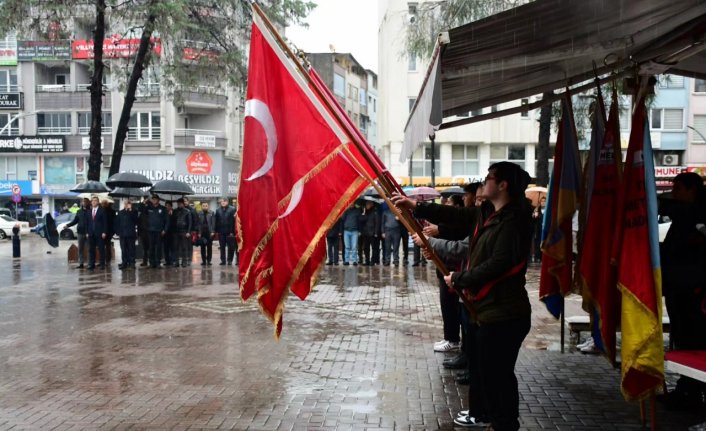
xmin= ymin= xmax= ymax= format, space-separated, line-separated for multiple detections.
xmin=137 ymin=196 xmax=151 ymax=266
xmin=197 ymin=202 xmax=215 ymax=265
xmin=326 ymin=217 xmax=344 ymax=265
xmin=215 ymin=198 xmax=237 ymax=265
xmin=173 ymin=198 xmax=193 ymax=267
xmin=66 ymin=198 xmax=90 ymax=269
xmin=86 ymin=196 xmax=108 ymax=270
xmin=146 ymin=195 xmax=169 ymax=268
xmin=393 ymin=161 xmax=533 ymax=431
xmin=360 ymin=201 xmax=380 ymax=266
xmin=115 ymin=200 xmax=139 ymax=269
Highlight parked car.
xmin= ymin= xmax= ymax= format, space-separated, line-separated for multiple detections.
xmin=34 ymin=213 xmax=74 ymax=239
xmin=56 ymin=214 xmax=80 ymax=240
xmin=0 ymin=215 xmax=31 ymax=239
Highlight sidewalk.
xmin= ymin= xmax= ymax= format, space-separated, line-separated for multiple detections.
xmin=0 ymin=237 xmax=703 ymax=430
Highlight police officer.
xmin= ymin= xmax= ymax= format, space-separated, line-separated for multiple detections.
xmin=215 ymin=197 xmax=236 ymax=266
xmin=146 ymin=195 xmax=169 ymax=268
xmin=173 ymin=198 xmax=193 ymax=267
xmin=115 ymin=200 xmax=139 ymax=269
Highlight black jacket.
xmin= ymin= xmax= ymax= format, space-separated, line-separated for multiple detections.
xmin=146 ymin=204 xmax=169 ymax=233
xmin=104 ymin=205 xmax=116 ymax=238
xmin=66 ymin=208 xmax=88 ymax=235
xmin=172 ymin=207 xmax=192 ymax=234
xmin=342 ymin=207 xmax=362 ymax=231
xmin=197 ymin=210 xmax=215 ymax=236
xmin=327 ymin=218 xmax=344 ymax=238
xmin=360 ymin=207 xmax=380 ymax=236
xmin=114 ymin=208 xmax=138 ymax=238
xmin=215 ymin=205 xmax=236 ymax=235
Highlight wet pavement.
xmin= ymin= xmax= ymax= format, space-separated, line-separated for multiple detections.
xmin=1 ymin=236 xmax=704 ymax=430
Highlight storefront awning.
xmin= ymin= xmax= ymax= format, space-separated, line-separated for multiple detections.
xmin=402 ymin=0 xmax=706 ymax=161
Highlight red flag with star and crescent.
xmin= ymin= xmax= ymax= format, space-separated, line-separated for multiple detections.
xmin=237 ymin=9 xmax=376 ymax=337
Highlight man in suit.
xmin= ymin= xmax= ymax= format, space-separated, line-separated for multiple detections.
xmin=86 ymin=196 xmax=107 ymax=270
xmin=66 ymin=198 xmax=90 ymax=268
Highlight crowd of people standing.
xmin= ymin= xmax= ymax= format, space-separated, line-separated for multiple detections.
xmin=66 ymin=195 xmax=238 ymax=270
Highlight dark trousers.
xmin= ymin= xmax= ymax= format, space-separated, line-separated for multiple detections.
xmin=200 ymin=238 xmax=213 ymax=263
xmin=437 ymin=272 xmax=461 ymax=343
xmin=413 ymin=244 xmax=426 ymax=264
xmin=119 ymin=236 xmax=136 ymax=266
xmin=400 ymin=228 xmax=409 ymax=263
xmin=77 ymin=233 xmax=87 ymax=264
xmin=163 ymin=233 xmax=175 ymax=265
xmin=326 ymin=236 xmax=340 ymax=264
xmin=476 ymin=316 xmax=531 ymax=431
xmin=139 ymin=231 xmax=150 ymax=264
xmin=464 ymin=315 xmax=487 ymax=420
xmin=383 ymin=229 xmax=401 ymax=264
xmin=360 ymin=234 xmax=374 ymax=264
xmin=88 ymin=234 xmax=105 ymax=268
xmin=148 ymin=231 xmax=162 ymax=267
xmin=218 ymin=234 xmax=236 ymax=264
xmin=371 ymin=236 xmax=381 ymax=264
xmin=175 ymin=233 xmax=192 ymax=264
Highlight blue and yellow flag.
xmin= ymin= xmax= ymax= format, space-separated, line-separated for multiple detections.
xmin=615 ymin=97 xmax=663 ymax=400
xmin=540 ymin=96 xmax=581 ymax=319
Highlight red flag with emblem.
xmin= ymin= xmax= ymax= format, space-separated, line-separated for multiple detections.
xmin=237 ymin=9 xmax=376 ymax=337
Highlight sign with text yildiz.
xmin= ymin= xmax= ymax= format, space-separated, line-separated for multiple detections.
xmin=0 ymin=93 xmax=22 ymax=109
xmin=194 ymin=134 xmax=216 ymax=148
xmin=0 ymin=136 xmax=65 ymax=153
xmin=17 ymin=40 xmax=71 ymax=61
xmin=0 ymin=180 xmax=32 ymax=195
xmin=72 ymin=36 xmax=162 ymax=59
xmin=129 ymin=169 xmax=222 ymax=195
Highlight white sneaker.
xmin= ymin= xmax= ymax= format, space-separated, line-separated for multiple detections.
xmin=434 ymin=340 xmax=460 ymax=352
xmin=576 ymin=337 xmax=594 ymax=349
xmin=434 ymin=339 xmax=448 ymax=348
xmin=580 ymin=339 xmax=598 ymax=353
xmin=453 ymin=414 xmax=490 ymax=428
xmin=456 ymin=409 xmax=469 ymax=418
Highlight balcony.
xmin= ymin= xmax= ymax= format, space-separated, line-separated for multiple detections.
xmin=36 ymin=84 xmax=71 ymax=92
xmin=127 ymin=128 xmax=161 ymax=141
xmin=176 ymin=86 xmax=227 ymax=111
xmin=38 ymin=126 xmax=71 ymax=135
xmin=78 ymin=126 xmax=112 ymax=135
xmin=35 ymin=89 xmax=110 ymax=111
xmin=136 ymin=83 xmax=161 ymax=100
xmin=174 ymin=128 xmax=226 ymax=149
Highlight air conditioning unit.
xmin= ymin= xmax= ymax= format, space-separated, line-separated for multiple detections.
xmin=662 ymin=154 xmax=678 ymax=166
xmin=102 ymin=155 xmax=112 ymax=168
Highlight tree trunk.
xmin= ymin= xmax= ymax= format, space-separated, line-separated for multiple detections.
xmin=535 ymin=91 xmax=553 ymax=187
xmin=109 ymin=14 xmax=157 ymax=176
xmin=87 ymin=0 xmax=106 ymax=181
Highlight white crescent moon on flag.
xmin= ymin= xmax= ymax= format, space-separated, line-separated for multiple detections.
xmin=279 ymin=180 xmax=304 ymax=219
xmin=244 ymin=99 xmax=277 ymax=181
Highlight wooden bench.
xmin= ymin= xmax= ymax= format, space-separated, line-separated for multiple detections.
xmin=566 ymin=315 xmax=671 ymax=341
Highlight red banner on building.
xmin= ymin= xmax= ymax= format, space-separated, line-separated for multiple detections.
xmin=71 ymin=36 xmax=161 ymax=59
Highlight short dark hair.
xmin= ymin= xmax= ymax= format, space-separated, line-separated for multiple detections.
xmin=463 ymin=182 xmax=481 ymax=195
xmin=449 ymin=195 xmax=464 ymax=207
xmin=177 ymin=198 xmax=185 ymax=204
xmin=488 ymin=161 xmax=531 ymax=200
xmin=673 ymin=172 xmax=704 ymax=192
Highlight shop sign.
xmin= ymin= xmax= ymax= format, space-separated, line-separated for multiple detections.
xmin=0 ymin=93 xmax=22 ymax=109
xmin=654 ymin=166 xmax=685 ymax=178
xmin=686 ymin=166 xmax=706 ymax=176
xmin=0 ymin=41 xmax=17 ymax=65
xmin=194 ymin=134 xmax=216 ymax=148
xmin=0 ymin=180 xmax=32 ymax=195
xmin=186 ymin=151 xmax=212 ymax=174
xmin=17 ymin=40 xmax=71 ymax=61
xmin=129 ymin=169 xmax=176 ymax=181
xmin=183 ymin=47 xmax=220 ymax=62
xmin=227 ymin=172 xmax=238 ymax=195
xmin=0 ymin=136 xmax=65 ymax=153
xmin=81 ymin=136 xmax=104 ymax=150
xmin=72 ymin=36 xmax=162 ymax=59
xmin=176 ymin=173 xmax=221 ymax=195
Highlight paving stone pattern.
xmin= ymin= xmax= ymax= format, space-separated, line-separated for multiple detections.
xmin=0 ymin=238 xmax=703 ymax=430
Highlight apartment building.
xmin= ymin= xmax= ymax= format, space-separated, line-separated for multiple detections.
xmin=0 ymin=28 xmax=242 ymax=217
xmin=378 ymin=0 xmax=541 ymax=186
xmin=686 ymin=77 xmax=706 ymax=175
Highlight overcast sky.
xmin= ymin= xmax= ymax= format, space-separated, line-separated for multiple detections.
xmin=285 ymin=0 xmax=378 ymax=73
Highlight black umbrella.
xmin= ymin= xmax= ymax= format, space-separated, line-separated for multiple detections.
xmin=109 ymin=187 xmax=150 ymax=199
xmin=106 ymin=172 xmax=152 ymax=189
xmin=150 ymin=180 xmax=194 ymax=200
xmin=440 ymin=186 xmax=464 ymax=198
xmin=363 ymin=187 xmax=380 ymax=197
xmin=42 ymin=214 xmax=59 ymax=248
xmin=69 ymin=180 xmax=110 ymax=193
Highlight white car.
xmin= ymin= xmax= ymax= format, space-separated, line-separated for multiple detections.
xmin=0 ymin=215 xmax=31 ymax=239
xmin=57 ymin=218 xmax=78 ymax=240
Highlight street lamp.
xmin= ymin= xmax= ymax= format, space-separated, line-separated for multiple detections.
xmin=0 ymin=111 xmax=38 ymax=136
xmin=687 ymin=125 xmax=706 ymax=143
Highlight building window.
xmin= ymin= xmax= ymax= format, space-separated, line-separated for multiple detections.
xmin=0 ymin=69 xmax=18 ymax=91
xmin=128 ymin=112 xmax=161 ymax=140
xmin=78 ymin=112 xmax=112 ymax=135
xmin=75 ymin=157 xmax=87 ymax=184
xmin=333 ymin=73 xmax=345 ymax=97
xmin=408 ymin=53 xmax=417 ymax=72
xmin=490 ymin=144 xmax=526 ymax=169
xmin=0 ymin=112 xmax=20 ymax=136
xmin=359 ymin=89 xmax=366 ymax=106
xmin=650 ymin=108 xmax=683 ymax=130
xmin=520 ymin=99 xmax=529 ymax=117
xmin=408 ymin=97 xmax=416 ymax=113
xmin=619 ymin=108 xmax=631 ymax=130
xmin=659 ymin=75 xmax=684 ymax=88
xmin=451 ymin=144 xmax=479 ymax=176
xmin=37 ymin=112 xmax=71 ymax=134
xmin=695 ymin=79 xmax=706 ymax=93
xmin=693 ymin=115 xmax=706 ymax=143
xmin=411 ymin=144 xmax=440 ymax=177
xmin=348 ymin=84 xmax=358 ymax=100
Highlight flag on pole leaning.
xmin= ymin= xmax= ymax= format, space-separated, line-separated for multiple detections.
xmin=539 ymin=96 xmax=582 ymax=319
xmin=615 ymin=97 xmax=664 ymax=400
xmin=237 ymin=9 xmax=375 ymax=337
xmin=577 ymin=88 xmax=622 ymax=364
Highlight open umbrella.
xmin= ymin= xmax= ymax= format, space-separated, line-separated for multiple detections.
xmin=408 ymin=186 xmax=441 ymax=201
xmin=150 ymin=180 xmax=194 ymax=201
xmin=69 ymin=180 xmax=110 ymax=193
xmin=362 ymin=195 xmax=383 ymax=204
xmin=440 ymin=186 xmax=464 ymax=198
xmin=42 ymin=214 xmax=59 ymax=248
xmin=106 ymin=172 xmax=152 ymax=189
xmin=525 ymin=186 xmax=548 ymax=207
xmin=363 ymin=187 xmax=380 ymax=197
xmin=109 ymin=187 xmax=150 ymax=199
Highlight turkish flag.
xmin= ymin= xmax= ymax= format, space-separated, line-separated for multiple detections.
xmin=238 ymin=12 xmax=375 ymax=337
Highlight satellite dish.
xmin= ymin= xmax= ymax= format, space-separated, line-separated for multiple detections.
xmin=43 ymin=214 xmax=59 ymax=248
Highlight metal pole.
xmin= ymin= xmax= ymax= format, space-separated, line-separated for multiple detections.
xmin=430 ymin=134 xmax=436 ymax=187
